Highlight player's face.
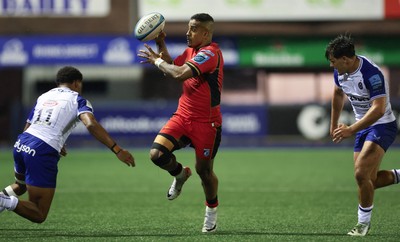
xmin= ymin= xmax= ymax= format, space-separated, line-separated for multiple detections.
xmin=186 ymin=20 xmax=208 ymax=48
xmin=328 ymin=55 xmax=348 ymax=75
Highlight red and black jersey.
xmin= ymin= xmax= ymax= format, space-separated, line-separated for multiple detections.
xmin=173 ymin=42 xmax=224 ymax=123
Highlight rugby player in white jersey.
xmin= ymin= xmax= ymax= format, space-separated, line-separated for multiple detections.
xmin=0 ymin=66 xmax=135 ymax=223
xmin=325 ymin=34 xmax=399 ymax=236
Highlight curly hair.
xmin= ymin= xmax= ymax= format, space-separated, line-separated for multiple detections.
xmin=56 ymin=66 xmax=83 ymax=84
xmin=325 ymin=34 xmax=355 ymax=60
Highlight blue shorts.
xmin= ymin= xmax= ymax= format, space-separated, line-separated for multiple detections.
xmin=13 ymin=133 xmax=60 ymax=188
xmin=354 ymin=121 xmax=398 ymax=152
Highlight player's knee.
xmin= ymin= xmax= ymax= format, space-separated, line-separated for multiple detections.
xmin=31 ymin=214 xmax=48 ymax=224
xmin=149 ymin=146 xmax=172 ymax=167
xmin=15 ymin=183 xmax=27 ymax=196
xmin=354 ymin=167 xmax=369 ymax=184
xmin=196 ymin=166 xmax=213 ymax=180
xmin=149 ymin=148 xmax=161 ymax=162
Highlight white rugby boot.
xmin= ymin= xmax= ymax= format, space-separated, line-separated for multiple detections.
xmin=347 ymin=222 xmax=370 ymax=236
xmin=167 ymin=167 xmax=192 ymax=200
xmin=202 ymin=206 xmax=217 ymax=233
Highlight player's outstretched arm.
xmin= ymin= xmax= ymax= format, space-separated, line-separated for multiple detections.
xmin=138 ymin=44 xmax=193 ymax=81
xmin=155 ymin=31 xmax=173 ymax=64
xmin=79 ymin=112 xmax=135 ymax=167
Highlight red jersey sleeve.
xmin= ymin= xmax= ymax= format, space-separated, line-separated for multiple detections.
xmin=185 ymin=46 xmax=219 ymax=76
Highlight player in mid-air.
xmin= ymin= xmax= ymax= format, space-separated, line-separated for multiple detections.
xmin=325 ymin=34 xmax=399 ymax=236
xmin=0 ymin=66 xmax=135 ymax=222
xmin=138 ymin=13 xmax=223 ymax=233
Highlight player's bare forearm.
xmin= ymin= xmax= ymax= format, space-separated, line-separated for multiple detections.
xmin=330 ymin=89 xmax=345 ymax=135
xmin=156 ymin=42 xmax=172 ymax=63
xmin=80 ymin=113 xmax=115 ymax=148
xmin=155 ymin=31 xmax=173 ymax=63
xmin=158 ymin=63 xmax=192 ymax=81
xmin=79 ymin=113 xmax=135 ymax=166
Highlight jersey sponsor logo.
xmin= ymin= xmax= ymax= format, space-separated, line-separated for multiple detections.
xmin=369 ymin=74 xmax=383 ymax=91
xmin=43 ymin=100 xmax=58 ymax=107
xmin=348 ymin=95 xmax=369 ymax=102
xmin=14 ymin=139 xmax=36 ymax=157
xmin=193 ymin=52 xmax=210 ymax=64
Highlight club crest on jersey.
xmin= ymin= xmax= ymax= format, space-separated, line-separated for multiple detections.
xmin=203 ymin=149 xmax=210 ymax=157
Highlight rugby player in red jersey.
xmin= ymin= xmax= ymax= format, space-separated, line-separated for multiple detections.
xmin=138 ymin=13 xmax=223 ymax=233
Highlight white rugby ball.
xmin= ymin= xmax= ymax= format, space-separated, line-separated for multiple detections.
xmin=134 ymin=12 xmax=165 ymax=42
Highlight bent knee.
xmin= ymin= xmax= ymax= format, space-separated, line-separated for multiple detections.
xmin=30 ymin=214 xmax=47 ymax=224
xmin=149 ymin=148 xmax=161 ymax=162
xmin=149 ymin=147 xmax=174 ymax=168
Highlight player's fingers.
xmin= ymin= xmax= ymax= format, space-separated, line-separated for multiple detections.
xmin=144 ymin=44 xmax=155 ymax=53
xmin=126 ymin=155 xmax=135 ymax=167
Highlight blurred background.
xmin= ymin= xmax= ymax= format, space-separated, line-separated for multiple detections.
xmin=0 ymin=0 xmax=399 ymax=149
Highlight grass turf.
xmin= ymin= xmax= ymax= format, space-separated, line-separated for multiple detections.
xmin=1 ymin=147 xmax=400 ymax=241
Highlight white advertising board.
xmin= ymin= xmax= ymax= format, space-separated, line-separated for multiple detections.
xmin=0 ymin=0 xmax=110 ymax=17
xmin=139 ymin=0 xmax=384 ymax=21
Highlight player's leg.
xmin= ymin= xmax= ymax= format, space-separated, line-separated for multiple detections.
xmin=371 ymin=121 xmax=399 ymax=189
xmin=2 ymin=133 xmax=60 ymax=223
xmin=192 ymin=123 xmax=221 ymax=233
xmin=374 ymin=170 xmax=398 ymax=188
xmin=0 ymin=169 xmax=55 ymax=223
xmin=348 ymin=141 xmax=384 ymax=236
xmin=12 ymin=185 xmax=55 ymax=223
xmin=149 ymin=134 xmax=192 ymax=200
xmin=0 ymin=170 xmax=27 ymax=213
xmin=196 ymin=156 xmax=219 ymax=233
xmin=348 ymin=122 xmax=397 ymax=236
xmin=354 ymin=141 xmax=384 ymax=208
xmin=149 ymin=116 xmax=192 ymax=200
xmin=196 ymin=157 xmax=218 ymax=206
xmin=1 ymin=148 xmax=28 ymax=213
xmin=2 ymin=170 xmax=27 ymax=196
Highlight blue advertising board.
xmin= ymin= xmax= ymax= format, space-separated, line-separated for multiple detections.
xmin=0 ymin=36 xmax=239 ymax=67
xmin=69 ymin=104 xmax=266 ymax=138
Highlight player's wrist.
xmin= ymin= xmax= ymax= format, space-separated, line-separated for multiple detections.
xmin=110 ymin=143 xmax=122 ymax=155
xmin=154 ymin=58 xmax=164 ymax=68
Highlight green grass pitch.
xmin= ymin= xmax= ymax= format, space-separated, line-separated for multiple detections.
xmin=1 ymin=147 xmax=400 ymax=241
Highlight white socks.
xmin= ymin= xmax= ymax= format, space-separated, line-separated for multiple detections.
xmin=392 ymin=169 xmax=400 ymax=184
xmin=4 ymin=185 xmax=18 ymax=197
xmin=358 ymin=204 xmax=373 ymax=224
xmin=0 ymin=192 xmax=18 ymax=211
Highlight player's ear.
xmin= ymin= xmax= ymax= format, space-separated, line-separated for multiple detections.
xmin=72 ymin=79 xmax=81 ymax=89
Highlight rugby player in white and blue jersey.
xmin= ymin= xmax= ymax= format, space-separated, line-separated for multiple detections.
xmin=325 ymin=34 xmax=398 ymax=236
xmin=0 ymin=66 xmax=135 ymax=223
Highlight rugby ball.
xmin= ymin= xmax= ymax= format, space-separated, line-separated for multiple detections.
xmin=134 ymin=12 xmax=165 ymax=42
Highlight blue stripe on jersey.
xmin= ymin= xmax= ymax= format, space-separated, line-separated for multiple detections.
xmin=360 ymin=56 xmax=386 ymax=98
xmin=77 ymin=95 xmax=93 ymax=113
xmin=333 ymin=70 xmax=339 ymax=87
xmin=27 ymin=102 xmax=37 ymax=123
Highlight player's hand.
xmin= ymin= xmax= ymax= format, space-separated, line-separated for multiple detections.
xmin=138 ymin=44 xmax=161 ymax=64
xmin=60 ymin=145 xmax=67 ymax=157
xmin=116 ymin=149 xmax=135 ymax=167
xmin=332 ymin=123 xmax=352 ymax=143
xmin=155 ymin=31 xmax=166 ymax=43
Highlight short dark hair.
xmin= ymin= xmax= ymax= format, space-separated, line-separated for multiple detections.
xmin=191 ymin=13 xmax=214 ymax=23
xmin=325 ymin=34 xmax=355 ymax=60
xmin=56 ymin=66 xmax=83 ymax=84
